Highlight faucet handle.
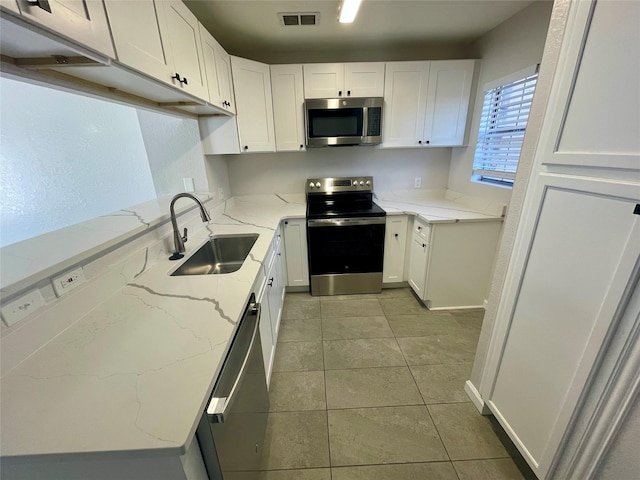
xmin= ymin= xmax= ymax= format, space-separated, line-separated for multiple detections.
xmin=182 ymin=227 xmax=188 ymax=243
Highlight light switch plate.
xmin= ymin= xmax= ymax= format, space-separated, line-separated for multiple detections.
xmin=414 ymin=177 xmax=422 ymax=188
xmin=52 ymin=267 xmax=86 ymax=297
xmin=1 ymin=289 xmax=45 ymax=326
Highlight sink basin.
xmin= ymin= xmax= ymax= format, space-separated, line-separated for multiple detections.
xmin=171 ymin=234 xmax=259 ymax=276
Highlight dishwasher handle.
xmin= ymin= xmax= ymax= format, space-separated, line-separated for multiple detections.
xmin=206 ymin=300 xmax=261 ymax=424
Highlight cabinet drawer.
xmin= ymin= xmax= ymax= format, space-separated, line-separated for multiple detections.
xmin=413 ymin=217 xmax=431 ymax=241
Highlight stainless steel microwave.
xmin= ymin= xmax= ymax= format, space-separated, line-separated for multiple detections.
xmin=305 ymin=97 xmax=383 ymax=147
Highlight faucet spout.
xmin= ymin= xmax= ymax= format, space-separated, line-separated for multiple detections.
xmin=169 ymin=193 xmax=211 ymax=260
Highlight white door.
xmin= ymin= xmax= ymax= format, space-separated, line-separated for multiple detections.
xmin=231 ymin=56 xmax=276 ymax=153
xmin=161 ymin=0 xmax=209 ymax=100
xmin=382 ymin=215 xmax=408 ymax=283
xmin=214 ymin=43 xmax=235 ymax=114
xmin=271 ymin=64 xmax=306 ymax=152
xmin=104 ymin=0 xmax=172 ymax=82
xmin=483 ymin=1 xmax=640 ymax=477
xmin=408 ymin=233 xmax=428 ymax=298
xmin=303 ymin=63 xmax=344 ymax=98
xmin=380 ymin=61 xmax=430 ymax=148
xmin=16 ymin=0 xmax=114 ymax=57
xmin=199 ymin=24 xmax=223 ymax=109
xmin=344 ymin=62 xmax=385 ymax=97
xmin=423 ymin=60 xmax=475 ymax=146
xmin=283 ymin=219 xmax=309 ymax=287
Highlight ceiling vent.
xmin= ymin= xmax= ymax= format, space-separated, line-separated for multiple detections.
xmin=278 ymin=12 xmax=320 ymax=27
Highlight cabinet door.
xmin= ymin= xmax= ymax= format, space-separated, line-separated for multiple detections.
xmin=271 ymin=64 xmax=306 ymax=152
xmin=214 ymin=42 xmax=235 ymax=114
xmin=16 ymin=0 xmax=114 ymax=57
xmin=161 ymin=0 xmax=209 ymax=100
xmin=303 ymin=63 xmax=344 ymax=98
xmin=199 ymin=24 xmax=224 ymax=109
xmin=1 ymin=0 xmax=20 ymax=14
xmin=382 ymin=215 xmax=408 ymax=283
xmin=104 ymin=0 xmax=173 ymax=82
xmin=283 ymin=219 xmax=309 ymax=287
xmin=345 ymin=62 xmax=385 ymax=97
xmin=231 ymin=56 xmax=276 ymax=153
xmin=423 ymin=60 xmax=475 ymax=146
xmin=380 ymin=61 xmax=430 ymax=148
xmin=408 ymin=233 xmax=428 ymax=298
xmin=266 ymin=249 xmax=284 ymax=343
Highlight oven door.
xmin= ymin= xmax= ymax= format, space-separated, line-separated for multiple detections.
xmin=307 ymin=217 xmax=386 ymax=295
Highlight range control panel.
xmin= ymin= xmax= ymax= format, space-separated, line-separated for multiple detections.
xmin=306 ymin=176 xmax=374 ymax=194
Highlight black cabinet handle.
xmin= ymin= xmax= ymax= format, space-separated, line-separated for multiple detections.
xmin=284 ymin=221 xmax=288 ymax=225
xmin=172 ymin=73 xmax=188 ymax=85
xmin=347 ymin=90 xmax=351 ymax=96
xmin=418 ymin=226 xmax=422 ymax=230
xmin=394 ymin=233 xmax=399 ymax=238
xmin=27 ymin=0 xmax=51 ymax=12
xmin=418 ymin=140 xmax=422 ymax=144
xmin=268 ymin=278 xmax=274 ymax=287
xmin=425 ymin=140 xmax=430 ymax=144
xmin=422 ymin=243 xmax=426 ymax=248
xmin=338 ymin=90 xmax=342 ymax=96
xmin=300 ymin=144 xmax=304 ymax=149
xmin=244 ymin=146 xmax=248 ymax=150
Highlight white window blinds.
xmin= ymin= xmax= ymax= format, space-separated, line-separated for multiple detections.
xmin=472 ymin=71 xmax=539 ymax=184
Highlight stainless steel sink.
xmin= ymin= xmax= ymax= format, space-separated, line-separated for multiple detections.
xmin=171 ymin=234 xmax=259 ymax=276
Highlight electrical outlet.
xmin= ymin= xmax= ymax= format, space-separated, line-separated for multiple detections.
xmin=414 ymin=177 xmax=422 ymax=188
xmin=218 ymin=187 xmax=224 ymax=200
xmin=52 ymin=267 xmax=86 ymax=297
xmin=1 ymin=289 xmax=45 ymax=327
xmin=183 ymin=178 xmax=195 ymax=192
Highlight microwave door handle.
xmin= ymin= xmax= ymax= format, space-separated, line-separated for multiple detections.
xmin=206 ymin=302 xmax=261 ymax=424
xmin=362 ymin=107 xmax=368 ymax=141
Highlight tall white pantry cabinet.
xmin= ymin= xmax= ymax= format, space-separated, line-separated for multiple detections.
xmin=479 ymin=1 xmax=640 ymax=479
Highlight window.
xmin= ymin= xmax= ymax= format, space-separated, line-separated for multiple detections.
xmin=472 ymin=67 xmax=539 ymax=186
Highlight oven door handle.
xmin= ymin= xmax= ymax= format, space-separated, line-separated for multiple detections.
xmin=307 ymin=217 xmax=386 ymax=227
xmin=206 ymin=301 xmax=261 ymax=424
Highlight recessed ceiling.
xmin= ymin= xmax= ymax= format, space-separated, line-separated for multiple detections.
xmin=186 ymin=0 xmax=538 ymax=62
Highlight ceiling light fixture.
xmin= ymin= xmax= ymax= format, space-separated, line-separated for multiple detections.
xmin=338 ymin=0 xmax=362 ymax=23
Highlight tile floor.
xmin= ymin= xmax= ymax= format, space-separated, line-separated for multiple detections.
xmin=250 ymin=289 xmax=526 ymax=480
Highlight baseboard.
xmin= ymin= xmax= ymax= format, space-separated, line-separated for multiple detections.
xmin=429 ymin=304 xmax=485 ymax=311
xmin=285 ymin=286 xmax=309 ymax=293
xmin=465 ymin=380 xmax=491 ymax=415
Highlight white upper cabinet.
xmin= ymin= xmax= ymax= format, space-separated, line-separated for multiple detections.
xmin=423 ymin=60 xmax=475 ymax=146
xmin=303 ymin=62 xmax=384 ymax=98
xmin=382 ymin=60 xmax=476 ymax=148
xmin=199 ymin=24 xmax=235 ymax=113
xmin=15 ymin=0 xmax=114 ymax=57
xmin=381 ymin=61 xmax=430 ymax=148
xmin=231 ymin=56 xmax=276 ymax=153
xmin=104 ymin=0 xmax=172 ymax=81
xmin=160 ymin=0 xmax=209 ymax=100
xmin=1 ymin=0 xmax=20 ymax=14
xmin=270 ymin=64 xmax=305 ymax=152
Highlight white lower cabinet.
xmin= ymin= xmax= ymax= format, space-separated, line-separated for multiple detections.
xmin=283 ymin=218 xmax=309 ymax=288
xmin=383 ymin=215 xmax=409 ymax=283
xmin=408 ymin=226 xmax=429 ymax=298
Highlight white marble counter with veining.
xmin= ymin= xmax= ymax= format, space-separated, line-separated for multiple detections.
xmin=375 ymin=189 xmax=506 ymax=223
xmin=0 ymin=190 xmax=501 ymax=461
xmin=0 ymin=194 xmax=306 ymax=460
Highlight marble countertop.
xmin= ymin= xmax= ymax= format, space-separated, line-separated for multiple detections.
xmin=0 ymin=191 xmax=502 ymax=460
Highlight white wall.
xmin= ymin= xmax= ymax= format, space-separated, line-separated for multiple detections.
xmin=0 ymin=78 xmax=157 ymax=247
xmin=447 ymin=1 xmax=553 ymax=205
xmin=223 ymin=148 xmax=451 ymax=195
xmin=136 ymin=111 xmax=210 ymax=196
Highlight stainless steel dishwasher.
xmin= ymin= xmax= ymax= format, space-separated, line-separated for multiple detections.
xmin=196 ymin=293 xmax=269 ymax=479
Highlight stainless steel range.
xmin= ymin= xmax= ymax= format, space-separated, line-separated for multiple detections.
xmin=306 ymin=176 xmax=386 ymax=296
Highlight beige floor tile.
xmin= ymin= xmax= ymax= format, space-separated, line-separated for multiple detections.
xmin=272 ymin=341 xmax=324 ymax=372
xmin=397 ymin=335 xmax=475 ymax=365
xmin=323 ymin=338 xmax=405 ymax=370
xmin=282 ymin=298 xmax=321 ymax=320
xmin=321 ymin=298 xmax=383 ymax=318
xmin=277 ymin=318 xmax=322 ymax=343
xmin=322 ymin=316 xmax=393 ymax=340
xmin=453 ymin=458 xmax=525 ymax=480
xmin=225 ymin=470 xmax=331 ymax=480
xmin=261 ymin=411 xmax=330 ymax=470
xmin=428 ymin=403 xmax=509 ymax=461
xmin=332 ymin=462 xmax=458 ymax=480
xmin=387 ymin=313 xmax=461 ymax=337
xmin=379 ymin=296 xmax=428 ymax=315
xmin=378 ymin=288 xmax=416 ymax=298
xmin=325 ymin=366 xmax=422 ymax=409
xmin=268 ymin=371 xmax=326 ymax=412
xmin=328 ymin=406 xmax=448 ymax=466
xmin=410 ymin=363 xmax=473 ymax=404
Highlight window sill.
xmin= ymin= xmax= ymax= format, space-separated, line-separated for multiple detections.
xmin=471 ymin=176 xmax=514 ymax=190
